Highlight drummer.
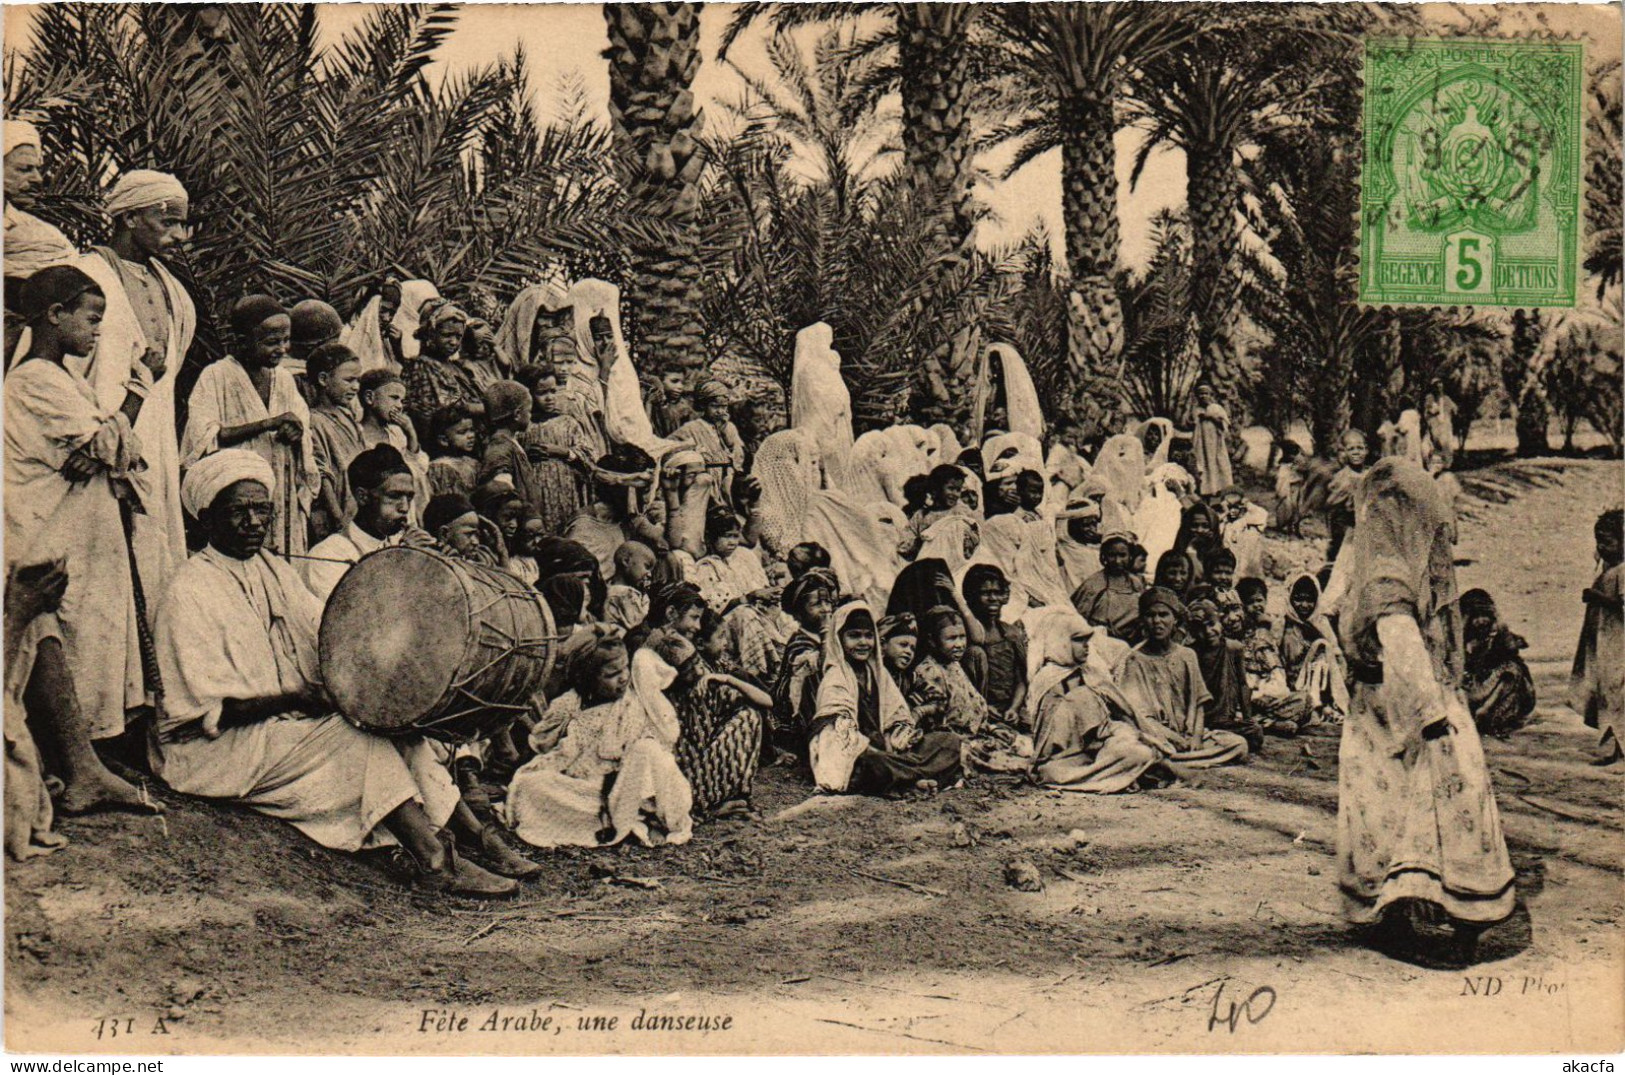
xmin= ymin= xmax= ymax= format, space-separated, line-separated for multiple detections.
xmin=153 ymin=449 xmax=541 ymax=894
xmin=304 ymin=444 xmax=434 ymax=603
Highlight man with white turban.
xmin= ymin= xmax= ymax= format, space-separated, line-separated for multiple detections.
xmin=5 ymin=120 xmax=82 ymax=365
xmin=4 ymin=120 xmax=79 ymax=280
xmin=154 ymin=449 xmax=535 ymax=896
xmin=77 ymin=168 xmax=198 ymax=650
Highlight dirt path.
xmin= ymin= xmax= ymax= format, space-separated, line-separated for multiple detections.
xmin=7 ymin=458 xmax=1623 ymax=1055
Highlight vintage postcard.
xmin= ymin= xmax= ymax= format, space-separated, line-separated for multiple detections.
xmin=2 ymin=0 xmax=1621 ymax=1059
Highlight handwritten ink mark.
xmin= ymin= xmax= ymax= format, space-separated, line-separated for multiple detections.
xmin=1208 ymin=982 xmax=1277 ymax=1033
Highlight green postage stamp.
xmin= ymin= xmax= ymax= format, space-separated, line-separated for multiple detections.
xmin=1360 ymin=37 xmax=1584 ymax=309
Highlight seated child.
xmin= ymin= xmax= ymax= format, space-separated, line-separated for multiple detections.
xmin=426 ymin=404 xmax=479 ymax=499
xmin=1277 ymin=573 xmax=1348 ymax=732
xmin=507 ymin=632 xmax=693 ymax=848
xmin=1461 ymin=588 xmax=1535 ymax=738
xmin=1187 ymin=597 xmax=1264 ymax=752
xmin=1234 ymin=577 xmax=1308 ymax=734
xmin=1116 ymin=587 xmax=1249 ymax=767
xmin=961 ymin=564 xmax=1029 ymax=723
xmin=605 ymin=541 xmax=656 ymax=631
xmin=808 ymin=600 xmax=963 ymax=796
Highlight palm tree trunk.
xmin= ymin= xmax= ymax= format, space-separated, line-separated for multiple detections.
xmin=1059 ymin=86 xmax=1125 ymax=429
xmin=1508 ymin=308 xmax=1551 ymax=456
xmin=1187 ymin=140 xmax=1240 ymax=387
xmin=895 ymin=5 xmax=976 ymax=413
xmin=895 ymin=4 xmax=975 ymax=245
xmin=604 ymin=2 xmax=708 ymax=372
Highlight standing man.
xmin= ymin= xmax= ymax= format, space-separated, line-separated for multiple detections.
xmin=80 ymin=170 xmax=197 ymax=658
xmin=5 ymin=120 xmax=81 ymax=363
xmin=4 ymin=120 xmax=79 ymax=281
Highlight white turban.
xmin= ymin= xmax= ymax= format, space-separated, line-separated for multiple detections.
xmin=105 ymin=170 xmax=188 ymax=218
xmin=181 ymin=449 xmax=276 ymax=519
xmin=4 ymin=120 xmax=41 ymax=155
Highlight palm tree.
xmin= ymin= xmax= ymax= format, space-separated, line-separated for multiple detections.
xmin=8 ymin=4 xmax=658 ymax=355
xmin=603 ymin=2 xmax=708 ymax=373
xmin=1243 ymin=107 xmax=1380 ymax=454
xmin=719 ymin=24 xmax=900 ymax=219
xmin=978 ymin=3 xmax=1205 ymax=407
xmin=1585 ymin=58 xmax=1622 ymax=294
xmin=1124 ymin=7 xmax=1347 ymax=390
xmin=718 ymin=2 xmax=981 ymax=246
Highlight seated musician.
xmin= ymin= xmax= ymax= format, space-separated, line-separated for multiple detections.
xmin=153 ymin=449 xmax=540 ymax=895
xmin=304 ymin=444 xmax=433 ymax=602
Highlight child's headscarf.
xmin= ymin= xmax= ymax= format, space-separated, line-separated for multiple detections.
xmin=1023 ymin=606 xmax=1134 ymax=723
xmin=817 ymin=601 xmax=909 ymax=723
xmin=811 ymin=599 xmax=912 ymax=791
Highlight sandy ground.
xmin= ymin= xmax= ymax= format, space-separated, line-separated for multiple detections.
xmin=6 ymin=457 xmax=1623 ymax=1056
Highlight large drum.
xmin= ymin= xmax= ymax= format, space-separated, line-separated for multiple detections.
xmin=318 ymin=546 xmax=557 ymax=743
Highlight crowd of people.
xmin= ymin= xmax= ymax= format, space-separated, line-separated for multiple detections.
xmin=4 ymin=121 xmax=1621 ymax=959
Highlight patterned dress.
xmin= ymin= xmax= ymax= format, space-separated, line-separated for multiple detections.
xmin=520 ymin=414 xmax=592 ymax=536
xmin=669 ymin=656 xmax=763 ymax=815
xmin=1336 ymin=460 xmax=1515 ymax=926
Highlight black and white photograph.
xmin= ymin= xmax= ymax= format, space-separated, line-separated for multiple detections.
xmin=1 ymin=0 xmax=1621 ymax=1057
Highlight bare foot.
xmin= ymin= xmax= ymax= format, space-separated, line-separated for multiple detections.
xmin=56 ymin=772 xmax=164 ymax=816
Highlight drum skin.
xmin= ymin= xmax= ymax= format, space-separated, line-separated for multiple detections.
xmin=318 ymin=546 xmax=556 ymax=743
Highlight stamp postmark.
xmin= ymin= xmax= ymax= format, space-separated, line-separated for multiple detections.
xmin=1359 ymin=37 xmax=1584 ymax=309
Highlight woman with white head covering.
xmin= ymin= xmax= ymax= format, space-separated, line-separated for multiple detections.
xmin=1025 ymin=607 xmax=1169 ymax=793
xmin=1335 ymin=459 xmax=1514 ymax=953
xmin=1134 ymin=462 xmax=1190 ymax=575
xmin=565 ymin=279 xmax=628 ymax=403
xmin=790 ymin=322 xmax=854 ymax=490
xmin=891 ymin=424 xmax=935 ymax=475
xmin=1136 ymin=417 xmax=1177 ymax=470
xmin=750 ymin=428 xmax=900 ymax=608
xmin=1093 ymin=433 xmax=1148 ymax=536
xmin=930 ymin=423 xmax=964 ymax=469
xmin=341 ymin=278 xmax=438 ymax=372
xmin=972 ymin=343 xmax=1045 ymax=443
xmin=751 ymin=429 xmax=820 ymax=558
xmin=846 ymin=429 xmax=904 ymax=507
xmin=493 ymin=279 xmax=570 ymax=373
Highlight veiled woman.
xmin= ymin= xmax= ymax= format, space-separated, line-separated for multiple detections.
xmin=1092 ymin=433 xmax=1147 ymax=537
xmin=1336 ymin=458 xmax=1515 ymax=959
xmin=789 ymin=322 xmax=854 ymax=490
xmin=1026 ymin=608 xmax=1170 ymax=793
